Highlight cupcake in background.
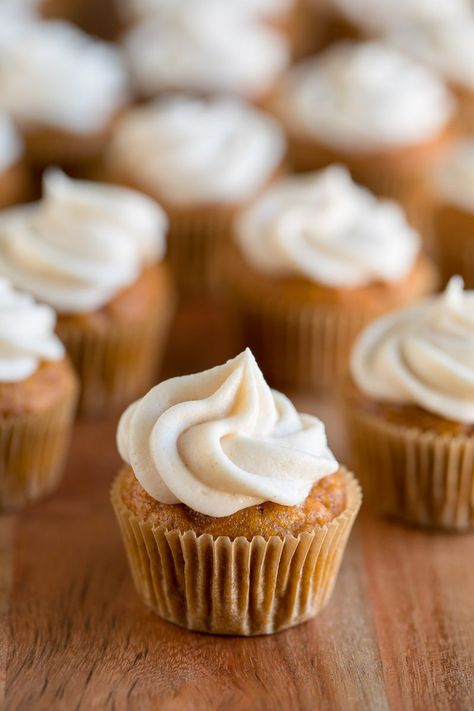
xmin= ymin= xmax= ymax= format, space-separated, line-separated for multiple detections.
xmin=229 ymin=166 xmax=437 ymax=391
xmin=0 ymin=11 xmax=128 ymax=170
xmin=0 ymin=170 xmax=174 ymax=416
xmin=112 ymin=349 xmax=361 ymax=635
xmin=346 ymin=277 xmax=474 ymax=532
xmin=273 ymin=41 xmax=456 ymax=233
xmin=432 ymin=139 xmax=474 ymax=287
xmin=0 ymin=113 xmax=30 ymax=208
xmin=121 ymin=2 xmax=289 ymax=104
xmin=106 ymin=95 xmax=285 ymax=295
xmin=386 ymin=17 xmax=474 ymax=131
xmin=0 ymin=279 xmax=78 ymax=511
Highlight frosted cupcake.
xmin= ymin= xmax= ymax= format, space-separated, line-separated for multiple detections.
xmin=0 ymin=13 xmax=128 ymax=168
xmin=106 ymin=96 xmax=285 ymax=295
xmin=431 ymin=139 xmax=474 ymax=287
xmin=387 ymin=18 xmax=474 ymax=131
xmin=273 ymin=41 xmax=456 ymax=228
xmin=346 ymin=277 xmax=474 ymax=531
xmin=0 ymin=170 xmax=173 ymax=416
xmin=0 ymin=112 xmax=29 ymax=208
xmin=230 ymin=166 xmax=437 ymax=390
xmin=122 ymin=2 xmax=289 ymax=103
xmin=0 ymin=279 xmax=77 ymax=511
xmin=112 ymin=349 xmax=361 ymax=635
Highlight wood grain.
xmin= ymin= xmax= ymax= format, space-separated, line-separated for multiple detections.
xmin=1 ymin=303 xmax=474 ymax=711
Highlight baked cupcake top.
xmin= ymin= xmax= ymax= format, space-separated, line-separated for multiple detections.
xmin=275 ymin=41 xmax=454 ymax=152
xmin=108 ymin=96 xmax=285 ymax=205
xmin=0 ymin=14 xmax=127 ymax=134
xmin=434 ymin=138 xmax=474 ymax=212
xmin=0 ymin=278 xmax=64 ymax=382
xmin=122 ymin=3 xmax=289 ymax=99
xmin=327 ymin=0 xmax=470 ymax=34
xmin=120 ymin=0 xmax=293 ymax=22
xmin=0 ymin=112 xmax=22 ymax=173
xmin=387 ymin=18 xmax=474 ymax=92
xmin=351 ymin=277 xmax=474 ymax=422
xmin=0 ymin=170 xmax=167 ymax=313
xmin=117 ymin=349 xmax=339 ymax=516
xmin=235 ymin=166 xmax=421 ymax=287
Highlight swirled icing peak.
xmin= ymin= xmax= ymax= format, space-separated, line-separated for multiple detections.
xmin=108 ymin=96 xmax=285 ymax=205
xmin=328 ymin=0 xmax=470 ymax=34
xmin=123 ymin=3 xmax=289 ymax=98
xmin=0 ymin=170 xmax=167 ymax=314
xmin=236 ymin=166 xmax=420 ymax=287
xmin=117 ymin=349 xmax=339 ymax=516
xmin=351 ymin=277 xmax=474 ymax=422
xmin=276 ymin=41 xmax=454 ymax=151
xmin=0 ymin=14 xmax=127 ymax=133
xmin=0 ymin=278 xmax=64 ymax=382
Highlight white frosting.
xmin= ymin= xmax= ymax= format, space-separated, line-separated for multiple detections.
xmin=0 ymin=113 xmax=22 ymax=173
xmin=108 ymin=97 xmax=285 ymax=205
xmin=236 ymin=166 xmax=420 ymax=287
xmin=0 ymin=278 xmax=64 ymax=382
xmin=276 ymin=42 xmax=455 ymax=151
xmin=387 ymin=19 xmax=474 ymax=92
xmin=120 ymin=0 xmax=293 ymax=21
xmin=0 ymin=170 xmax=167 ymax=314
xmin=329 ymin=0 xmax=471 ymax=34
xmin=351 ymin=277 xmax=474 ymax=422
xmin=434 ymin=139 xmax=474 ymax=213
xmin=117 ymin=349 xmax=339 ymax=516
xmin=0 ymin=15 xmax=128 ymax=133
xmin=123 ymin=4 xmax=289 ymax=98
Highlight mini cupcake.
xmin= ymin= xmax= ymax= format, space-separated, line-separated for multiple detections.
xmin=112 ymin=349 xmax=361 ymax=635
xmin=386 ymin=17 xmax=474 ymax=131
xmin=121 ymin=2 xmax=289 ymax=104
xmin=0 ymin=12 xmax=128 ymax=169
xmin=273 ymin=41 xmax=456 ymax=230
xmin=229 ymin=166 xmax=437 ymax=391
xmin=432 ymin=139 xmax=474 ymax=287
xmin=106 ymin=96 xmax=285 ymax=295
xmin=346 ymin=277 xmax=474 ymax=531
xmin=0 ymin=279 xmax=77 ymax=511
xmin=0 ymin=112 xmax=29 ymax=208
xmin=0 ymin=170 xmax=173 ymax=416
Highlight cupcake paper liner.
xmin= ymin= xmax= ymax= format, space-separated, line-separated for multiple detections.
xmin=433 ymin=204 xmax=474 ymax=287
xmin=346 ymin=401 xmax=474 ymax=531
xmin=57 ymin=305 xmax=173 ymax=417
xmin=111 ymin=469 xmax=361 ymax=636
xmin=0 ymin=380 xmax=78 ymax=512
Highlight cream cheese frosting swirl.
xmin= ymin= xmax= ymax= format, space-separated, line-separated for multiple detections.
xmin=123 ymin=4 xmax=289 ymax=98
xmin=117 ymin=349 xmax=339 ymax=516
xmin=0 ymin=170 xmax=167 ymax=314
xmin=236 ymin=166 xmax=420 ymax=287
xmin=351 ymin=277 xmax=474 ymax=422
xmin=434 ymin=139 xmax=474 ymax=212
xmin=0 ymin=278 xmax=64 ymax=382
xmin=0 ymin=112 xmax=22 ymax=173
xmin=328 ymin=0 xmax=470 ymax=34
xmin=120 ymin=0 xmax=293 ymax=21
xmin=108 ymin=96 xmax=285 ymax=205
xmin=276 ymin=41 xmax=455 ymax=151
xmin=0 ymin=15 xmax=127 ymax=133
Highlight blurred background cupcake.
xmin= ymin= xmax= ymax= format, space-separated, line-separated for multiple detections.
xmin=229 ymin=166 xmax=437 ymax=391
xmin=105 ymin=95 xmax=285 ymax=296
xmin=0 ymin=170 xmax=174 ymax=415
xmin=0 ymin=113 xmax=30 ymax=208
xmin=0 ymin=279 xmax=77 ymax=511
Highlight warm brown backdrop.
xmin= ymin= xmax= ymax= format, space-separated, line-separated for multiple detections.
xmin=1 ymin=302 xmax=473 ymax=710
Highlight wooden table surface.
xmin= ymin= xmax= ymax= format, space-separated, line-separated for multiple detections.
xmin=1 ymin=303 xmax=474 ymax=711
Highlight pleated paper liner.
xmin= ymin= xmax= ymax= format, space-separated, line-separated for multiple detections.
xmin=0 ymin=378 xmax=78 ymax=512
xmin=345 ymin=399 xmax=474 ymax=532
xmin=111 ymin=468 xmax=361 ymax=636
xmin=433 ymin=203 xmax=474 ymax=288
